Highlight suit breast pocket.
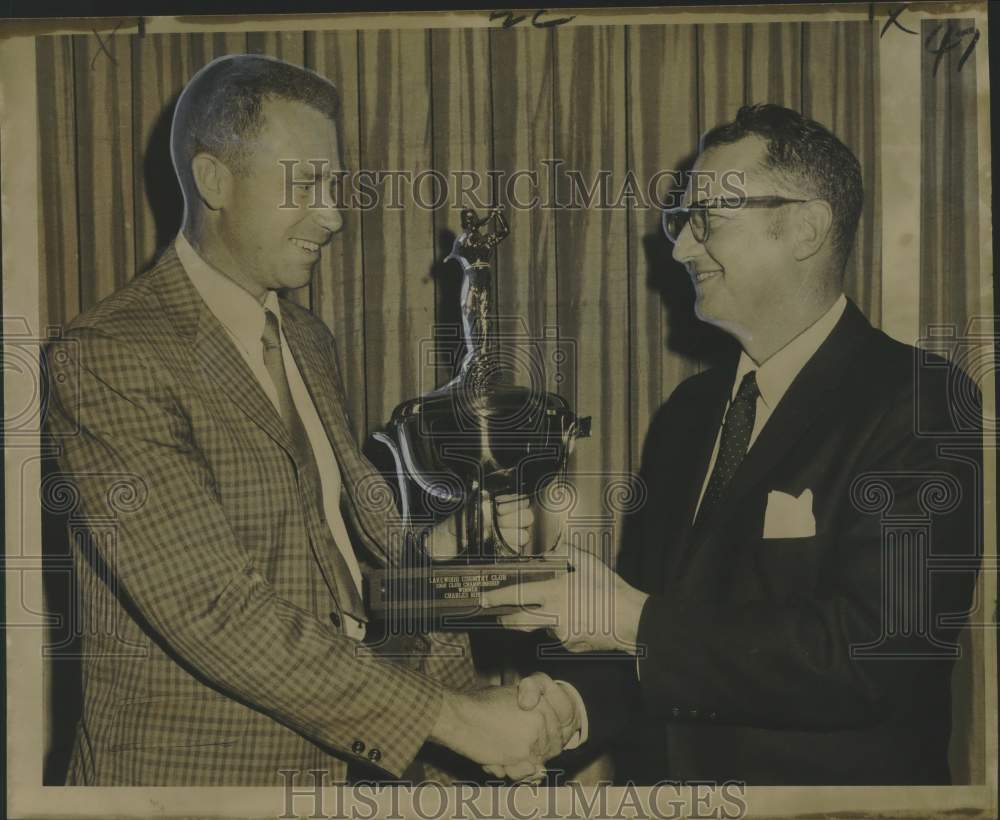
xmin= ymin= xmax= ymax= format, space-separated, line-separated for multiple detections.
xmin=751 ymin=534 xmax=830 ymax=599
xmin=106 ymin=693 xmax=250 ymax=752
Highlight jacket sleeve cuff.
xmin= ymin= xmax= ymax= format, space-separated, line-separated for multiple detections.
xmin=319 ymin=654 xmax=444 ymax=779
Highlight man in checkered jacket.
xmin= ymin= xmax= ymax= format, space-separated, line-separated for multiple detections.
xmin=46 ymin=54 xmax=574 ymax=786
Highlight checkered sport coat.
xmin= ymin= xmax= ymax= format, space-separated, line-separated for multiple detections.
xmin=46 ymin=242 xmax=477 ymax=786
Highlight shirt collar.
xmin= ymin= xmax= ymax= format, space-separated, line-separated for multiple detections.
xmin=174 ymin=231 xmax=282 ymax=353
xmin=732 ymin=293 xmax=847 ymax=408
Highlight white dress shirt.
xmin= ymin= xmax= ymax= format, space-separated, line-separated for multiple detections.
xmin=692 ymin=293 xmax=847 ymax=520
xmin=175 ymin=232 xmax=366 ymax=639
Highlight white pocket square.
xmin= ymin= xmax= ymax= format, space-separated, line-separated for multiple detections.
xmin=763 ymin=489 xmax=816 ymax=538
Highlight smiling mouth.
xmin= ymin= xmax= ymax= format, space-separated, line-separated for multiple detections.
xmin=290 ymin=238 xmax=322 ymax=254
xmin=692 ymin=269 xmax=722 ymax=284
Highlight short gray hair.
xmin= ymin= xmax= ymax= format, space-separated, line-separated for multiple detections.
xmin=170 ymin=54 xmax=339 ymax=204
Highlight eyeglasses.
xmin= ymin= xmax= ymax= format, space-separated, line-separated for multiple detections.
xmin=662 ymin=196 xmax=810 ymax=244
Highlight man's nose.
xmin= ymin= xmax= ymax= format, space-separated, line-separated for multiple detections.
xmin=312 ymin=200 xmax=343 ymax=234
xmin=670 ymin=221 xmax=702 ymax=264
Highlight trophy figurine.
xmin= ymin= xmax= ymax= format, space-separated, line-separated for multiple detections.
xmin=369 ymin=206 xmax=590 ymax=623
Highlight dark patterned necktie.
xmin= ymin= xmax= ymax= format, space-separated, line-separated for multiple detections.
xmin=695 ymin=370 xmax=760 ymax=527
xmin=261 ymin=309 xmax=366 ymax=623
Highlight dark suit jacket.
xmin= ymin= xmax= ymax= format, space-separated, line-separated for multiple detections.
xmin=46 ymin=244 xmax=476 ymax=785
xmin=560 ymin=299 xmax=981 ymax=785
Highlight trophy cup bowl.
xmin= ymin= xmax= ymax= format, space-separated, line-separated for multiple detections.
xmin=385 ymin=384 xmax=591 ymax=555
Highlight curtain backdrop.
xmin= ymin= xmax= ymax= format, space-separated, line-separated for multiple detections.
xmin=919 ymin=19 xmax=985 ymax=787
xmin=921 ymin=19 xmax=982 ymax=336
xmin=35 ymin=22 xmax=885 ymax=468
xmin=34 ymin=20 xmax=983 ymax=784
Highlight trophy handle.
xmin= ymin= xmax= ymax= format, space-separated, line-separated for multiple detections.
xmin=371 ymin=431 xmax=412 ymax=525
xmin=461 ymin=482 xmax=523 ymax=558
xmin=488 ymin=490 xmax=522 ymax=557
xmin=465 ymin=478 xmax=485 ymax=558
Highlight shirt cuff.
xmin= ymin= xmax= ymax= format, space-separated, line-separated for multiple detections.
xmin=555 ymin=680 xmax=589 ymax=749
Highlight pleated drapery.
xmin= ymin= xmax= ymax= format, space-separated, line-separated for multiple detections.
xmin=920 ymin=19 xmax=981 ymax=337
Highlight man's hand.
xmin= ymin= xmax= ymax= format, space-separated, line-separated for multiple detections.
xmin=517 ymin=672 xmax=580 ymax=744
xmin=481 ymin=672 xmax=582 ymax=781
xmin=425 ymin=517 xmax=460 ymax=560
xmin=430 ymin=684 xmax=564 ymax=781
xmin=426 ymin=494 xmax=534 ymax=559
xmin=486 ymin=494 xmax=534 ymax=553
xmin=481 ymin=543 xmax=650 ymax=653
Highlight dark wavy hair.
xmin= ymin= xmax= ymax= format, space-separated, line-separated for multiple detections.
xmin=701 ymin=104 xmax=863 ymax=270
xmin=170 ymin=54 xmax=339 ymax=205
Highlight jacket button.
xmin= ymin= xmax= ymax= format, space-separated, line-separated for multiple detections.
xmin=367 ymin=748 xmax=382 ymax=763
xmin=330 ymin=611 xmax=342 ymax=628
xmin=351 ymin=739 xmax=365 ymax=754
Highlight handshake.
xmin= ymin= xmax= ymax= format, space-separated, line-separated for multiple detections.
xmin=419 ymin=494 xmax=646 ymax=781
xmin=431 ymin=672 xmax=582 ymax=782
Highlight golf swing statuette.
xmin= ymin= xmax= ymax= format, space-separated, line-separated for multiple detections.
xmin=369 ymin=207 xmax=590 ymax=625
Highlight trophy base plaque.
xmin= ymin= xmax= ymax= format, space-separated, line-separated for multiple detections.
xmin=366 ymin=557 xmax=570 ymax=629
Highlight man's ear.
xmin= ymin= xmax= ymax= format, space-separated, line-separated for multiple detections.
xmin=793 ymin=199 xmax=834 ymax=261
xmin=190 ymin=152 xmax=232 ymax=211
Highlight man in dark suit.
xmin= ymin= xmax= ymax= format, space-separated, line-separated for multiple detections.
xmin=487 ymin=104 xmax=982 ymax=785
xmin=46 ymin=54 xmax=567 ymax=786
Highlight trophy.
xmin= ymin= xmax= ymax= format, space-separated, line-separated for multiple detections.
xmin=368 ymin=207 xmax=590 ymax=625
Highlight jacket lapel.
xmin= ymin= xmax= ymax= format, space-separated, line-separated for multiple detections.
xmin=681 ymin=369 xmax=733 ymax=524
xmin=279 ymin=308 xmax=354 ymax=451
xmin=661 ymin=366 xmax=733 ymax=581
xmin=149 ymin=243 xmax=298 ymax=462
xmin=279 ymin=306 xmax=394 ymax=566
xmin=198 ymin=315 xmax=300 ymax=459
xmin=687 ymin=300 xmax=873 ymax=548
